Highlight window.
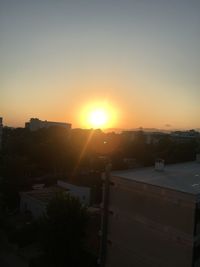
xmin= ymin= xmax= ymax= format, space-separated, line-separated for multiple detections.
xmin=194 ymin=244 xmax=200 ymax=262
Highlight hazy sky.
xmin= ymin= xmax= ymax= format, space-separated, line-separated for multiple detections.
xmin=1 ymin=0 xmax=200 ymax=129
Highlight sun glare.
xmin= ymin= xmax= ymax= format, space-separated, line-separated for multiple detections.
xmin=80 ymin=101 xmax=118 ymax=129
xmin=88 ymin=109 xmax=108 ymax=128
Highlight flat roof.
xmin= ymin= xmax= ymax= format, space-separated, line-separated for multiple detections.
xmin=112 ymin=162 xmax=200 ymax=195
xmin=21 ymin=186 xmax=67 ymax=204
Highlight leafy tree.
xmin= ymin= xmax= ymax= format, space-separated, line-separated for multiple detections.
xmin=38 ymin=193 xmax=95 ymax=267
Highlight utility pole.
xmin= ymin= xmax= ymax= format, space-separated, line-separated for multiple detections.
xmin=98 ymin=162 xmax=112 ymax=267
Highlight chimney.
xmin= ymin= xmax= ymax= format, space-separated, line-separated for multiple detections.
xmin=155 ymin=159 xmax=165 ymax=171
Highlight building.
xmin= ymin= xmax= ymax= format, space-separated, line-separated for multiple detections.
xmin=0 ymin=117 xmax=3 ymax=150
xmin=121 ymin=130 xmax=168 ymax=145
xmin=57 ymin=180 xmax=91 ymax=206
xmin=171 ymin=130 xmax=200 ymax=143
xmin=20 ymin=185 xmax=65 ymax=219
xmin=144 ymin=131 xmax=168 ymax=145
xmin=20 ymin=181 xmax=91 ymax=219
xmin=25 ymin=118 xmax=71 ymax=131
xmin=100 ymin=160 xmax=200 ymax=267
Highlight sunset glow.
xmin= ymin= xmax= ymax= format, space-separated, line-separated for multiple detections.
xmin=88 ymin=109 xmax=108 ymax=128
xmin=80 ymin=101 xmax=117 ymax=129
xmin=1 ymin=1 xmax=200 ymax=129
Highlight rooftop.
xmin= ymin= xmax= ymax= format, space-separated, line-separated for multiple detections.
xmin=21 ymin=186 xmax=67 ymax=204
xmin=112 ymin=161 xmax=200 ymax=195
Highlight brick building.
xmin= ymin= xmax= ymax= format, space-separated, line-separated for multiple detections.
xmin=100 ymin=161 xmax=200 ymax=267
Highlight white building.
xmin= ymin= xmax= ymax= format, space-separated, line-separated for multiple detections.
xmin=20 ymin=181 xmax=91 ymax=219
xmin=20 ymin=186 xmax=65 ymax=219
xmin=25 ymin=118 xmax=71 ymax=131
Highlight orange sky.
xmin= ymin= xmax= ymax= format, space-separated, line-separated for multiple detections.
xmin=1 ymin=0 xmax=200 ymax=130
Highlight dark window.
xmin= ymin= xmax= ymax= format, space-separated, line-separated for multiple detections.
xmin=196 ymin=209 xmax=200 ymax=222
xmin=194 ymin=244 xmax=200 ymax=261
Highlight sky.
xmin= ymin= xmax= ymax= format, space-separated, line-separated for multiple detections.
xmin=0 ymin=0 xmax=200 ymax=129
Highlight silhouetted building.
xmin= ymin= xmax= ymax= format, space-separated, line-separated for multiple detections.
xmin=100 ymin=161 xmax=200 ymax=267
xmin=144 ymin=131 xmax=168 ymax=145
xmin=171 ymin=130 xmax=200 ymax=143
xmin=25 ymin=118 xmax=71 ymax=131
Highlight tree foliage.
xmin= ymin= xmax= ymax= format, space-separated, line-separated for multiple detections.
xmin=38 ymin=193 xmax=95 ymax=267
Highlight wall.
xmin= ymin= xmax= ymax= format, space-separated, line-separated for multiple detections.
xmin=57 ymin=180 xmax=91 ymax=206
xmin=20 ymin=193 xmax=46 ymax=219
xmin=28 ymin=118 xmax=71 ymax=131
xmin=106 ymin=176 xmax=196 ymax=267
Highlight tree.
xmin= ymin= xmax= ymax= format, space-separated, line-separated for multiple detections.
xmin=38 ymin=193 xmax=95 ymax=267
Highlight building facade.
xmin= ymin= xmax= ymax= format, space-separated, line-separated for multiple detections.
xmin=57 ymin=180 xmax=91 ymax=206
xmin=100 ymin=161 xmax=200 ymax=267
xmin=25 ymin=118 xmax=71 ymax=131
xmin=20 ymin=186 xmax=65 ymax=219
xmin=20 ymin=181 xmax=91 ymax=219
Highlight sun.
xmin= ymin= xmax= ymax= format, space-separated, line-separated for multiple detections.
xmin=80 ymin=101 xmax=118 ymax=129
xmin=88 ymin=108 xmax=108 ymax=128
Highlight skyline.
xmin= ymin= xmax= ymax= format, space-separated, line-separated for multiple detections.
xmin=1 ymin=0 xmax=200 ymax=129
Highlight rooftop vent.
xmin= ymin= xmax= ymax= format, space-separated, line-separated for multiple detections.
xmin=155 ymin=159 xmax=165 ymax=172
